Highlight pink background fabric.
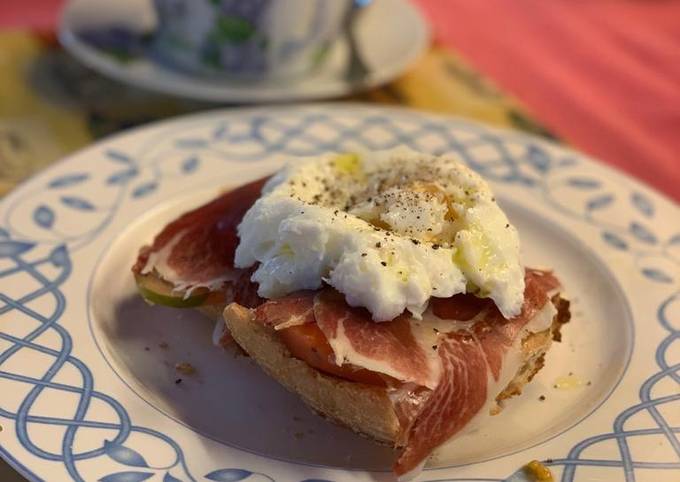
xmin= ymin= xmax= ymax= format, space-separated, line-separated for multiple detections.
xmin=0 ymin=0 xmax=63 ymax=32
xmin=414 ymin=0 xmax=680 ymax=202
xmin=1 ymin=0 xmax=678 ymax=202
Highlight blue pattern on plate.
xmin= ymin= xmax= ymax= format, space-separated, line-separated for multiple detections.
xmin=0 ymin=108 xmax=678 ymax=481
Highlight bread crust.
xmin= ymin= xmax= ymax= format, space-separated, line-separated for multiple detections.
xmin=223 ymin=296 xmax=571 ymax=445
xmin=224 ymin=303 xmax=402 ymax=443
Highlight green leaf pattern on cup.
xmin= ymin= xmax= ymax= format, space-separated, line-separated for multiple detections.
xmin=195 ymin=0 xmax=270 ymax=71
xmin=215 ymin=16 xmax=256 ymax=44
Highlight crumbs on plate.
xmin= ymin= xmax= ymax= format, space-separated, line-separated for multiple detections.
xmin=175 ymin=362 xmax=196 ymax=375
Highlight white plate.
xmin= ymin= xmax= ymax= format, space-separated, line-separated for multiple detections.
xmin=0 ymin=104 xmax=678 ymax=482
xmin=58 ymin=0 xmax=429 ymax=103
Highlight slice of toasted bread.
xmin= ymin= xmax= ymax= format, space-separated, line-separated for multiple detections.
xmin=223 ymin=296 xmax=570 ymax=445
xmin=136 ymin=266 xmax=571 ymax=443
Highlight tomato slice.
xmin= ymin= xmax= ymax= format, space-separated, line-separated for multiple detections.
xmin=278 ymin=323 xmax=388 ymax=386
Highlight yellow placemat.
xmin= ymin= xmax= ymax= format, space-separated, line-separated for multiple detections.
xmin=0 ymin=32 xmax=555 ymax=197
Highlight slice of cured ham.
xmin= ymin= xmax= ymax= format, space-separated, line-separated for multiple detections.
xmin=229 ymin=267 xmax=263 ymax=309
xmin=133 ymin=177 xmax=266 ymax=293
xmin=430 ymin=293 xmax=494 ymax=321
xmin=395 ymin=330 xmax=488 ymax=476
xmin=255 ymin=291 xmax=316 ymax=330
xmin=393 ymin=269 xmax=559 ymax=476
xmin=314 ymin=290 xmax=442 ymax=390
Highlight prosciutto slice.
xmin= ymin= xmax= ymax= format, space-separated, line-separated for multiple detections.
xmin=393 ymin=269 xmax=559 ymax=475
xmin=255 ymin=291 xmax=316 ymax=330
xmin=314 ymin=290 xmax=441 ymax=389
xmin=133 ymin=177 xmax=266 ymax=292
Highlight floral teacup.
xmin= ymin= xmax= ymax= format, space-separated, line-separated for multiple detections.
xmin=153 ymin=0 xmax=351 ymax=79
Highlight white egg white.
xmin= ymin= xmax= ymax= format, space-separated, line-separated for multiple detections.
xmin=235 ymin=148 xmax=524 ymax=321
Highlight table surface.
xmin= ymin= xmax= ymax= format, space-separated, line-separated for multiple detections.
xmin=1 ymin=0 xmax=678 ymax=480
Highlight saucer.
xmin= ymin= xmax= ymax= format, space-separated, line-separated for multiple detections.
xmin=58 ymin=0 xmax=430 ymax=103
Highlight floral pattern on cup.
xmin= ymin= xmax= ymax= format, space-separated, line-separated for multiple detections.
xmin=153 ymin=0 xmax=349 ymax=79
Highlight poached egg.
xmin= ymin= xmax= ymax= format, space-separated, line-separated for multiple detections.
xmin=235 ymin=148 xmax=524 ymax=321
